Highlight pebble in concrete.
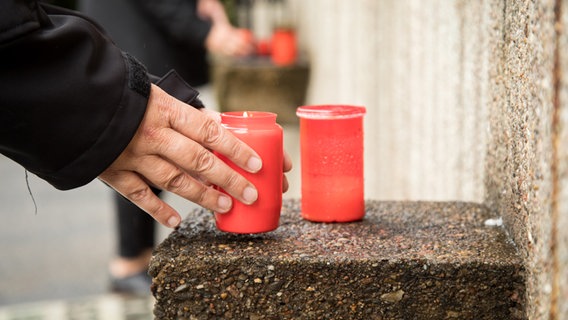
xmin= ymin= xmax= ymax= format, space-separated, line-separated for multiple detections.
xmin=150 ymin=200 xmax=525 ymax=319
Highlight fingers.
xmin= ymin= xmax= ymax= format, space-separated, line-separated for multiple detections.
xmin=205 ymin=23 xmax=254 ymax=57
xmin=165 ymin=99 xmax=262 ymax=174
xmin=99 ymin=170 xmax=181 ymax=228
xmin=99 ymin=85 xmax=296 ymax=229
xmin=282 ymin=175 xmax=289 ymax=193
xmin=151 ymin=130 xmax=258 ymax=206
xmin=199 ymin=108 xmax=293 ymax=195
xmin=118 ymin=85 xmax=261 ymax=220
xmin=282 ymin=150 xmax=293 ymax=193
xmin=200 ymin=109 xmax=294 ymax=194
xmin=283 ymin=150 xmax=293 ymax=173
xmin=99 ymin=152 xmax=241 ymax=228
xmin=136 ymin=158 xmax=235 ymax=213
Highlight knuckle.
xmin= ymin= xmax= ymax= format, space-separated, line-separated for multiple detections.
xmin=193 ymin=149 xmax=215 ymax=173
xmin=227 ymin=140 xmax=244 ymax=158
xmin=155 ymin=93 xmax=179 ymax=120
xmin=146 ymin=201 xmax=168 ymax=220
xmin=164 ymin=172 xmax=186 ymax=191
xmin=127 ymin=185 xmax=151 ymax=202
xmin=139 ymin=124 xmax=165 ymax=146
xmin=200 ymin=118 xmax=223 ymax=145
xmin=195 ymin=186 xmax=209 ymax=205
xmin=222 ymin=171 xmax=241 ymax=190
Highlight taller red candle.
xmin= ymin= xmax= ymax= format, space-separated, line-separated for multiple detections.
xmin=214 ymin=111 xmax=283 ymax=233
xmin=296 ymin=105 xmax=366 ymax=222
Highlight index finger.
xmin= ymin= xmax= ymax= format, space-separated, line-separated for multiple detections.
xmin=174 ymin=103 xmax=263 ymax=173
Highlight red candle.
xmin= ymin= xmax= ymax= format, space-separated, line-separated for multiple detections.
xmin=271 ymin=28 xmax=297 ymax=65
xmin=214 ymin=111 xmax=283 ymax=233
xmin=256 ymin=39 xmax=272 ymax=56
xmin=296 ymin=105 xmax=366 ymax=222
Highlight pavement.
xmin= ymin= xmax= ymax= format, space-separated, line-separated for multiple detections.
xmin=0 ymin=86 xmax=301 ymax=318
xmin=0 ymin=152 xmax=173 ymax=318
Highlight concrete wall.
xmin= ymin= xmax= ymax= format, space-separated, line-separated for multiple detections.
xmin=291 ymin=0 xmax=487 ymax=202
xmin=557 ymin=2 xmax=568 ymax=317
xmin=484 ymin=1 xmax=557 ymax=318
xmin=283 ymin=0 xmax=567 ymax=318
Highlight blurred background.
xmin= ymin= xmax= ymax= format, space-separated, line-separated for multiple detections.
xmin=1 ymin=0 xmax=488 ymax=318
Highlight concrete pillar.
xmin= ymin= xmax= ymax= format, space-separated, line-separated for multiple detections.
xmin=484 ymin=1 xmax=557 ymax=318
xmin=288 ymin=0 xmax=567 ymax=318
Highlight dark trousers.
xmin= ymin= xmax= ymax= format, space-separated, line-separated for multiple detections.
xmin=114 ymin=188 xmax=159 ymax=258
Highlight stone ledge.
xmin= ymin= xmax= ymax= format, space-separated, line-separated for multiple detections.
xmin=149 ymin=200 xmax=525 ymax=319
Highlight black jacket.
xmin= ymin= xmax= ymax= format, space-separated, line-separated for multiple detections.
xmin=0 ymin=0 xmax=203 ymax=190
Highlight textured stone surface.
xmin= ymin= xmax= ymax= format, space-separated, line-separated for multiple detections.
xmin=555 ymin=122 xmax=568 ymax=320
xmin=556 ymin=0 xmax=568 ymax=317
xmin=289 ymin=0 xmax=568 ymax=318
xmin=150 ymin=200 xmax=525 ymax=319
xmin=484 ymin=1 xmax=558 ymax=318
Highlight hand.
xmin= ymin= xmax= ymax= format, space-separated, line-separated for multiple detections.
xmin=99 ymin=84 xmax=262 ymax=228
xmin=197 ymin=0 xmax=253 ymax=57
xmin=205 ymin=23 xmax=254 ymax=57
xmin=282 ymin=150 xmax=292 ymax=193
xmin=200 ymin=109 xmax=294 ymax=193
xmin=197 ymin=0 xmax=230 ymax=24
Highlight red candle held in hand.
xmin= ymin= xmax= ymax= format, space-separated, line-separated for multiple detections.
xmin=296 ymin=105 xmax=366 ymax=222
xmin=214 ymin=111 xmax=283 ymax=233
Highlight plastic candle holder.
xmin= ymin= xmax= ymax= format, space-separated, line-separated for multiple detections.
xmin=296 ymin=105 xmax=366 ymax=222
xmin=214 ymin=111 xmax=283 ymax=233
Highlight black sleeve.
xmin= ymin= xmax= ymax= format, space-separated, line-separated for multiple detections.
xmin=0 ymin=1 xmax=202 ymax=190
xmin=128 ymin=0 xmax=212 ymax=50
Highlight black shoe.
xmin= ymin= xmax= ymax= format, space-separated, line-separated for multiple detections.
xmin=110 ymin=270 xmax=152 ymax=295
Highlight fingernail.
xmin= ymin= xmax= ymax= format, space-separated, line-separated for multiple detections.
xmin=242 ymin=186 xmax=258 ymax=204
xmin=167 ymin=216 xmax=180 ymax=228
xmin=247 ymin=156 xmax=262 ymax=172
xmin=217 ymin=194 xmax=232 ymax=213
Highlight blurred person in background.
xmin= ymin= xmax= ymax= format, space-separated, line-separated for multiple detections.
xmin=78 ymin=0 xmax=255 ymax=294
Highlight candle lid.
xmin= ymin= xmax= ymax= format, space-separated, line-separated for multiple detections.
xmin=220 ymin=111 xmax=278 ymax=128
xmin=296 ymin=105 xmax=366 ymax=120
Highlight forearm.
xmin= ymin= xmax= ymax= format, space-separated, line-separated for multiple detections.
xmin=0 ymin=2 xmax=150 ymax=190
